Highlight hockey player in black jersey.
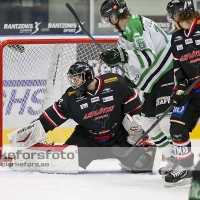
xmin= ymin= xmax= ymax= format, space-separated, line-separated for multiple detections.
xmin=165 ymin=0 xmax=200 ymax=187
xmin=7 ymin=61 xmax=156 ymax=173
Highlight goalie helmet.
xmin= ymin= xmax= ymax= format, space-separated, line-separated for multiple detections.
xmin=67 ymin=62 xmax=94 ymax=97
xmin=100 ymin=0 xmax=128 ymax=23
xmin=166 ymin=0 xmax=195 ymax=22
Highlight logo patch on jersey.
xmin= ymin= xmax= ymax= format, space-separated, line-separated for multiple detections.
xmin=102 ymin=96 xmax=114 ymax=102
xmin=101 ymin=88 xmax=113 ymax=94
xmin=80 ymin=103 xmax=88 ymax=109
xmin=174 ymin=36 xmax=183 ymax=42
xmin=91 ymin=96 xmax=100 ymax=103
xmin=180 ymin=49 xmax=200 ymax=65
xmin=68 ymin=91 xmax=76 ymax=96
xmin=156 ymin=96 xmax=170 ymax=106
xmin=195 ymin=39 xmax=200 ymax=45
xmin=194 ymin=31 xmax=200 ymax=37
xmin=83 ymin=105 xmax=115 ymax=120
xmin=176 ymin=44 xmax=183 ymax=51
xmin=185 ymin=38 xmax=193 ymax=45
xmin=104 ymin=77 xmax=118 ymax=84
xmin=161 ymin=82 xmax=174 ymax=87
xmin=134 ymin=38 xmax=147 ymax=51
xmin=171 ymin=103 xmax=188 ymax=119
xmin=76 ymin=96 xmax=87 ymax=102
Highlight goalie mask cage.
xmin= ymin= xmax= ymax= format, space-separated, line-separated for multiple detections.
xmin=0 ymin=37 xmax=122 ymax=157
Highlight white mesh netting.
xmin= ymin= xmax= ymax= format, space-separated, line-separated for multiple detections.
xmin=2 ymin=38 xmax=126 ymax=147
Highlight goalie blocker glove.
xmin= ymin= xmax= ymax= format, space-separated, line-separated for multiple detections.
xmin=122 ymin=114 xmax=149 ymax=146
xmin=100 ymin=47 xmax=128 ymax=67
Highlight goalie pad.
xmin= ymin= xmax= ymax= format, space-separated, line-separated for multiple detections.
xmin=11 ymin=143 xmax=79 ymax=174
xmin=119 ymin=141 xmax=159 ymax=173
xmin=7 ymin=120 xmax=47 ymax=153
xmin=122 ymin=114 xmax=148 ymax=145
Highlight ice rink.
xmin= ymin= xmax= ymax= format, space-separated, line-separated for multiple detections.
xmin=0 ymin=140 xmax=200 ymax=200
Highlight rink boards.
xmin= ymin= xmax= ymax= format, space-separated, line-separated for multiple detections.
xmin=3 ymin=124 xmax=200 ymax=146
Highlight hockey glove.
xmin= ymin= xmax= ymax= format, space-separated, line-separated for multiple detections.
xmin=171 ymin=79 xmax=191 ymax=107
xmin=100 ymin=47 xmax=128 ymax=67
xmin=122 ymin=114 xmax=149 ymax=146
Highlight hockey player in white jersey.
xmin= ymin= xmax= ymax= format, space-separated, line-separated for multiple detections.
xmin=99 ymin=0 xmax=180 ymax=180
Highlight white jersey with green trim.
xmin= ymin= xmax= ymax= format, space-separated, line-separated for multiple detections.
xmin=118 ymin=14 xmax=173 ymax=93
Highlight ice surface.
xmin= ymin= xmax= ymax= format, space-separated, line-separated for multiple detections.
xmin=0 ymin=140 xmax=199 ymax=200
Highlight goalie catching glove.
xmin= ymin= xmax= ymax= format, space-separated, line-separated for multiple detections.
xmin=100 ymin=47 xmax=128 ymax=67
xmin=122 ymin=114 xmax=149 ymax=146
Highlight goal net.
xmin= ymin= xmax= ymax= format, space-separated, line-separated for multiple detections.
xmin=0 ymin=37 xmax=124 ymax=155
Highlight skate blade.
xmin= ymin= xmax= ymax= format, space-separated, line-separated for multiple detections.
xmin=164 ymin=177 xmax=192 ymax=187
xmin=178 ymin=177 xmax=192 ymax=186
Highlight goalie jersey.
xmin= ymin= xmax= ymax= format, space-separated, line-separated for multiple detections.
xmin=39 ymin=73 xmax=142 ymax=142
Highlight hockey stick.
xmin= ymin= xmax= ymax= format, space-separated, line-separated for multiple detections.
xmin=65 ymin=3 xmax=126 ymax=74
xmin=112 ymin=76 xmax=200 ymax=157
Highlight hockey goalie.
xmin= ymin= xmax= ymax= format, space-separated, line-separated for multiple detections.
xmin=6 ymin=62 xmax=157 ymax=174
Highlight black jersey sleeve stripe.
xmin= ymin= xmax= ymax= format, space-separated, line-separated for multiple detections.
xmin=42 ymin=112 xmax=57 ymax=127
xmin=53 ymin=103 xmax=67 ymax=119
xmin=141 ymin=48 xmax=171 ymax=91
xmin=141 ymin=50 xmax=152 ymax=67
xmin=122 ymin=93 xmax=138 ymax=104
xmin=126 ymin=105 xmax=142 ymax=115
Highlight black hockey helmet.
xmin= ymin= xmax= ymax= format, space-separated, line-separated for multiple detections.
xmin=67 ymin=62 xmax=94 ymax=97
xmin=100 ymin=0 xmax=128 ymax=23
xmin=166 ymin=0 xmax=195 ymax=22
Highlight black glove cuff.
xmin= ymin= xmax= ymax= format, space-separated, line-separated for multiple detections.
xmin=177 ymin=79 xmax=189 ymax=91
xmin=124 ymin=76 xmax=137 ymax=88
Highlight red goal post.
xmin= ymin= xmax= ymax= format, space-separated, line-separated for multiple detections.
xmin=0 ymin=36 xmax=121 ymax=157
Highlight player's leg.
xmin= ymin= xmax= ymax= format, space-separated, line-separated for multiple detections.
xmin=69 ymin=125 xmax=157 ymax=173
xmin=164 ymin=98 xmax=200 ymax=187
xmin=114 ymin=128 xmax=157 ymax=173
xmin=154 ymin=81 xmax=176 ymax=176
xmin=155 ymin=78 xmax=174 ymax=145
xmin=7 ymin=121 xmax=79 ymax=173
xmin=10 ymin=125 xmax=109 ymax=173
xmin=141 ymin=92 xmax=173 ymax=160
